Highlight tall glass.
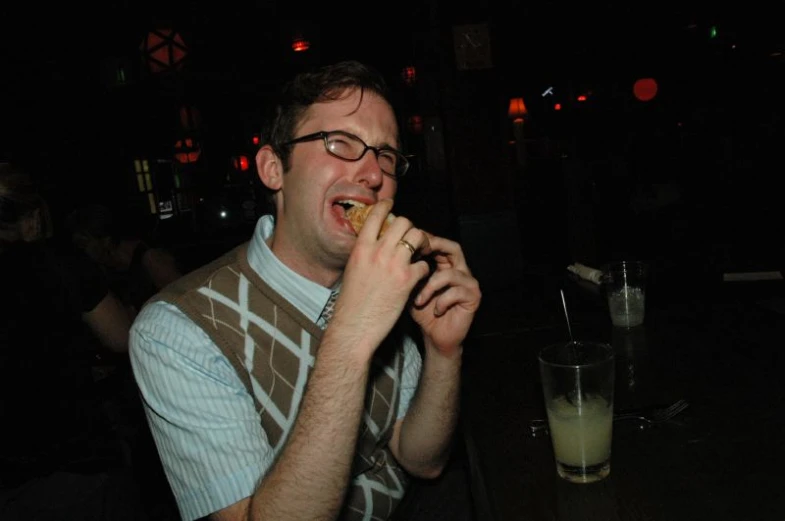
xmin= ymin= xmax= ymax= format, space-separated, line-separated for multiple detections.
xmin=538 ymin=341 xmax=615 ymax=483
xmin=602 ymin=260 xmax=648 ymax=328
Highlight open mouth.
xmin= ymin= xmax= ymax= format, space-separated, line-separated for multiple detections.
xmin=333 ymin=199 xmax=365 ymax=218
xmin=331 ymin=199 xmax=366 ymax=235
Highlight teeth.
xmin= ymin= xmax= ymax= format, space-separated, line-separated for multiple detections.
xmin=336 ymin=200 xmax=365 ymax=208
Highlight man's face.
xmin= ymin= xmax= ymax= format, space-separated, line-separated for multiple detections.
xmin=270 ymin=88 xmax=400 ymax=276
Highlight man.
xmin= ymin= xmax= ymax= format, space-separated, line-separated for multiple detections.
xmin=129 ymin=60 xmax=481 ymax=521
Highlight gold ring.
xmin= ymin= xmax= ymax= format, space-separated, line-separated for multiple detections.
xmin=397 ymin=239 xmax=416 ymax=255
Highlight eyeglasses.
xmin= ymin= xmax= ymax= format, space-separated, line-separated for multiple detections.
xmin=281 ymin=130 xmax=410 ymax=180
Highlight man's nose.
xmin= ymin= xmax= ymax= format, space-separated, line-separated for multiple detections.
xmin=354 ymin=151 xmax=385 ymax=188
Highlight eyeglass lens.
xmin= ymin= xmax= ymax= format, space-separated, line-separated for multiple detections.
xmin=324 ymin=133 xmax=405 ymax=178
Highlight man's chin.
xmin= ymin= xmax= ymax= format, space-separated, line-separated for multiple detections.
xmin=335 ymin=239 xmax=355 ymax=260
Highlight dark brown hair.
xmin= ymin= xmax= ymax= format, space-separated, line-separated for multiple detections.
xmin=264 ymin=60 xmax=395 ymax=171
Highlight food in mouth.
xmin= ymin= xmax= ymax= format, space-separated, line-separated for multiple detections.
xmin=341 ymin=202 xmax=394 ymax=237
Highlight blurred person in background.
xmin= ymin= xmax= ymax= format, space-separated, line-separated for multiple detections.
xmin=0 ymin=161 xmax=149 ymax=520
xmin=65 ymin=203 xmax=183 ymax=319
xmin=65 ymin=204 xmax=184 ymax=519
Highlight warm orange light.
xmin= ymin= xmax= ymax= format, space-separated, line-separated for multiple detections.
xmin=508 ymin=97 xmax=528 ymax=123
xmin=174 ymin=138 xmax=201 ymax=164
xmin=633 ymin=78 xmax=658 ymax=101
xmin=292 ymin=37 xmax=310 ymax=52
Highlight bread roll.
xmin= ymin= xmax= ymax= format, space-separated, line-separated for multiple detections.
xmin=346 ymin=203 xmax=394 ymax=237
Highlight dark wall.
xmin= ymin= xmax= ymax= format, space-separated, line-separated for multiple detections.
xmin=3 ymin=1 xmax=783 ymax=278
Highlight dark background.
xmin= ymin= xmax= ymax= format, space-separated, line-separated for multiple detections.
xmin=2 ymin=1 xmax=783 ymax=281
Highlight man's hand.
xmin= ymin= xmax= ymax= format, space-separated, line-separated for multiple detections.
xmin=330 ymin=199 xmax=432 ymax=359
xmin=409 ymin=235 xmax=481 ymax=357
xmin=386 ymin=233 xmax=479 ymax=478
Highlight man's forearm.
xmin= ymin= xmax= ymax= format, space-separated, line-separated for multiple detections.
xmin=396 ymin=344 xmax=463 ymax=478
xmin=248 ymin=339 xmax=371 ymax=521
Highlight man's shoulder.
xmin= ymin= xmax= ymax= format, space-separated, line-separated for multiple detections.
xmin=153 ymin=242 xmax=250 ymax=302
xmin=132 ymin=299 xmax=193 ymax=338
xmin=130 ymin=299 xmax=223 ymax=362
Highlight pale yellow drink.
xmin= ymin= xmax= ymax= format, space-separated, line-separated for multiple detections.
xmin=546 ymin=393 xmax=613 ymax=483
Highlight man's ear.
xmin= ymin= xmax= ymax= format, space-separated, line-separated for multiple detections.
xmin=256 ymin=146 xmax=283 ymax=191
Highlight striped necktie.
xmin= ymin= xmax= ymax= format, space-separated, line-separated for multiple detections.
xmin=318 ymin=289 xmax=339 ymax=329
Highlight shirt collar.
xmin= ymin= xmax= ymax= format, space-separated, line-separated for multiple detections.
xmin=246 ymin=215 xmax=335 ymax=324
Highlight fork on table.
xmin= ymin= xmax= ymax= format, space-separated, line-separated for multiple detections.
xmin=528 ymin=399 xmax=690 ymax=437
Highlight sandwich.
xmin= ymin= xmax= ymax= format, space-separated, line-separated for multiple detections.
xmin=345 ymin=202 xmax=394 ymax=238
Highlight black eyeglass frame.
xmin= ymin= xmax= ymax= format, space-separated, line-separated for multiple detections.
xmin=280 ymin=130 xmax=411 ymax=179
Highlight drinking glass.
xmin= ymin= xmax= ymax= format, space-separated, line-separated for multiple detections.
xmin=538 ymin=341 xmax=615 ymax=483
xmin=602 ymin=260 xmax=648 ymax=328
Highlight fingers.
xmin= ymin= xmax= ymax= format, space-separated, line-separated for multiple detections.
xmin=414 ymin=232 xmax=432 ymax=256
xmin=396 ymin=239 xmax=417 ymax=256
xmin=361 ymin=201 xmax=431 ymax=259
xmin=411 ymin=258 xmax=433 ymax=285
xmin=357 ymin=199 xmax=395 ymax=241
xmin=410 ymin=234 xmax=481 ymax=313
xmin=359 ymin=202 xmax=455 ymax=270
xmin=413 ymin=267 xmax=479 ymax=311
xmin=420 ymin=284 xmax=478 ymax=317
xmin=421 ymin=235 xmax=470 ymax=272
xmin=395 ymin=228 xmax=431 ymax=260
xmin=348 ymin=201 xmax=434 ymax=290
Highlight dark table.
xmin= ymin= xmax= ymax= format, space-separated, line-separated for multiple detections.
xmin=462 ymin=276 xmax=785 ymax=521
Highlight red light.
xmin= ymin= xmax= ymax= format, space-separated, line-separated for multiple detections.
xmin=174 ymin=138 xmax=201 ymax=164
xmin=633 ymin=78 xmax=658 ymax=101
xmin=401 ymin=66 xmax=416 ymax=86
xmin=554 ymin=103 xmax=562 ymax=111
xmin=140 ymin=28 xmax=188 ymax=73
xmin=292 ymin=38 xmax=310 ymax=52
xmin=407 ymin=115 xmax=423 ymax=134
xmin=577 ymin=95 xmax=587 ymax=102
xmin=232 ymin=155 xmax=250 ymax=171
xmin=251 ymin=135 xmax=260 ymax=146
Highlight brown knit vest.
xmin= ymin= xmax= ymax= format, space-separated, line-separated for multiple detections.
xmin=152 ymin=242 xmax=410 ymax=519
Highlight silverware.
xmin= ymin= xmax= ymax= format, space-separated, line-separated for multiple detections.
xmin=529 ymin=399 xmax=690 ymax=437
xmin=560 ymin=289 xmax=574 ymax=343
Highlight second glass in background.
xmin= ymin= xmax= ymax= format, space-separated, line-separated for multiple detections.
xmin=602 ymin=260 xmax=649 ymax=328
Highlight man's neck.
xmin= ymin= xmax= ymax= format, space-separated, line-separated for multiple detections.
xmin=265 ymin=235 xmax=343 ymax=289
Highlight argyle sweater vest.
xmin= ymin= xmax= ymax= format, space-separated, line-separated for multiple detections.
xmin=152 ymin=242 xmax=410 ymax=520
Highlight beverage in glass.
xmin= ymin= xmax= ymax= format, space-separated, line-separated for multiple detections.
xmin=539 ymin=341 xmax=615 ymax=483
xmin=602 ymin=260 xmax=648 ymax=328
xmin=607 ymin=285 xmax=645 ymax=327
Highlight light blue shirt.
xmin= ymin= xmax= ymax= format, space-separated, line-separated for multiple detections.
xmin=129 ymin=215 xmax=423 ymax=521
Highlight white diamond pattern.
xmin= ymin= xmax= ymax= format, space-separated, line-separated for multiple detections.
xmin=194 ymin=269 xmax=405 ymax=519
xmin=197 ymin=274 xmax=314 ymax=451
